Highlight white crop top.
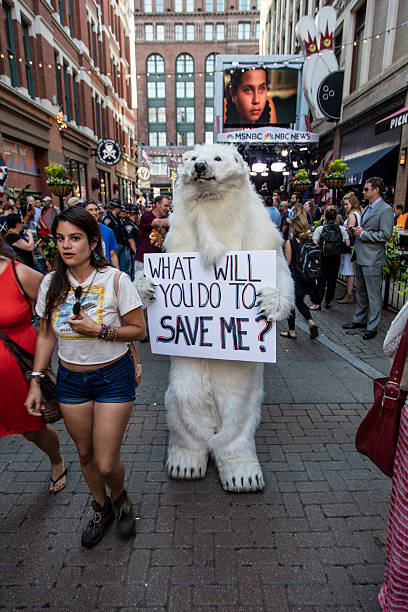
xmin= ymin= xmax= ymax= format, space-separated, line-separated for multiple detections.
xmin=36 ymin=267 xmax=143 ymax=365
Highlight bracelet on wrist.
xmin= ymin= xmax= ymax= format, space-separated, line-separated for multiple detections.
xmin=30 ymin=371 xmax=45 ymax=382
xmin=99 ymin=324 xmax=118 ymax=342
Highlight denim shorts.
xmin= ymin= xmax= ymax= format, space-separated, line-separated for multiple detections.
xmin=56 ymin=351 xmax=135 ymax=404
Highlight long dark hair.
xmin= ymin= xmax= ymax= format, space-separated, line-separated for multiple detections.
xmin=44 ymin=206 xmax=110 ymax=323
xmin=224 ymin=68 xmax=271 ymax=128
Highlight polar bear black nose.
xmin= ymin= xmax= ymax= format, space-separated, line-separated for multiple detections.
xmin=194 ymin=161 xmax=207 ymax=175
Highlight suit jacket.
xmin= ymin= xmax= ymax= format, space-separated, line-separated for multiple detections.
xmin=352 ymin=197 xmax=394 ymax=267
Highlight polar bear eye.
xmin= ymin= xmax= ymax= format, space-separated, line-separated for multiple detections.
xmin=191 ymin=156 xmax=197 ymax=161
xmin=214 ymin=156 xmax=222 ymax=161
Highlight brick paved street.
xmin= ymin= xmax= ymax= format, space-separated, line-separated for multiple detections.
xmin=0 ymin=289 xmax=396 ymax=610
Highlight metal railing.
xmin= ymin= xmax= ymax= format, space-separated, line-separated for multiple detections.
xmin=338 ymin=270 xmax=408 ymax=312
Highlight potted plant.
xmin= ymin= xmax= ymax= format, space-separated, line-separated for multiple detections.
xmin=44 ymin=164 xmax=74 ymax=198
xmin=323 ymin=159 xmax=348 ymax=189
xmin=293 ymin=169 xmax=311 ymax=193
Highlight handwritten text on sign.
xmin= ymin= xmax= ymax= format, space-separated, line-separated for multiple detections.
xmin=144 ymin=250 xmax=276 ymax=363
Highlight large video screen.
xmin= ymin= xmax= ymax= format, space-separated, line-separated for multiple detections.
xmin=223 ymin=66 xmax=298 ymax=130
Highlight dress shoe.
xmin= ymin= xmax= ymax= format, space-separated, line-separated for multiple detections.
xmin=343 ymin=322 xmax=365 ymax=330
xmin=363 ymin=330 xmax=377 ymax=340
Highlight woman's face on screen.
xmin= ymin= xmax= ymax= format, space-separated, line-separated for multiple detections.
xmin=230 ymin=69 xmax=268 ymax=124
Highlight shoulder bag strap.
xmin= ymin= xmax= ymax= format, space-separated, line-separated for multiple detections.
xmin=11 ymin=260 xmax=34 ymax=315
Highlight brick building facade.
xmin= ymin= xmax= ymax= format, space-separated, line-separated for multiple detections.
xmin=0 ymin=0 xmax=137 ymax=204
xmin=260 ymin=0 xmax=408 ymax=206
xmin=134 ymin=0 xmax=260 ymax=191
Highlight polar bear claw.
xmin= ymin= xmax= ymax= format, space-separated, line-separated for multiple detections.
xmin=167 ymin=444 xmax=208 ymax=480
xmin=218 ymin=459 xmax=265 ymax=492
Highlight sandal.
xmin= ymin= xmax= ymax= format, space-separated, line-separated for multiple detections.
xmin=49 ymin=462 xmax=68 ymax=494
xmin=280 ymin=331 xmax=297 ymax=340
xmin=310 ymin=304 xmax=321 ymax=311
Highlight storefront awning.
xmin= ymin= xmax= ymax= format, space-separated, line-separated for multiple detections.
xmin=344 ymin=145 xmax=398 ymax=186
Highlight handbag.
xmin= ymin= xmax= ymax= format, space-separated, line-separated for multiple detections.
xmin=113 ymin=271 xmax=143 ymax=388
xmin=0 ymin=327 xmax=61 ymax=424
xmin=355 ymin=319 xmax=408 ymax=477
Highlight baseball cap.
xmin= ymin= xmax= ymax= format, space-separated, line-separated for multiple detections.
xmin=42 ymin=196 xmax=52 ymax=201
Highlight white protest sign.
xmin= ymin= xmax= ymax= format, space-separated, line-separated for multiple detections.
xmin=144 ymin=250 xmax=276 ymax=363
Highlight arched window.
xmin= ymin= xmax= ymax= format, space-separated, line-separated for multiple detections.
xmin=204 ymin=54 xmax=216 ymax=144
xmin=146 ymin=53 xmax=165 ymax=74
xmin=176 ymin=54 xmax=195 ymax=146
xmin=176 ymin=53 xmax=194 ymax=74
xmin=146 ymin=54 xmax=166 ymax=147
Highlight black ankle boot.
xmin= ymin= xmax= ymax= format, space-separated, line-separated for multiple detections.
xmin=113 ymin=490 xmax=136 ymax=540
xmin=81 ymin=498 xmax=114 ymax=549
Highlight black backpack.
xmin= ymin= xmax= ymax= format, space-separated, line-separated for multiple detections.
xmin=320 ymin=223 xmax=343 ymax=258
xmin=294 ymin=238 xmax=321 ymax=282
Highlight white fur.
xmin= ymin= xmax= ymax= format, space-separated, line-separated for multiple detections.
xmin=158 ymin=144 xmax=294 ymax=492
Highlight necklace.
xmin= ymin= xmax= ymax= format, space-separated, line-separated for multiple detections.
xmin=72 ymin=269 xmax=98 ymax=316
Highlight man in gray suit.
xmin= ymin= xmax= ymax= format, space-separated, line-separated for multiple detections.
xmin=343 ymin=177 xmax=394 ymax=340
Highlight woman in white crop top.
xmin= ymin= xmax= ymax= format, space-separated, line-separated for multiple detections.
xmin=25 ymin=207 xmax=146 ymax=549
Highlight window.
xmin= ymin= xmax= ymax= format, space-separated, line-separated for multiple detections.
xmin=205 ymin=107 xmax=213 ymax=123
xmin=3 ymin=2 xmax=18 ymax=87
xmin=176 ymin=53 xmax=194 ymax=73
xmin=151 ymin=156 xmax=168 ymax=176
xmin=91 ymin=25 xmax=98 ymax=66
xmin=157 ymin=24 xmax=165 ymax=40
xmin=149 ymin=132 xmax=166 ymax=146
xmin=144 ymin=0 xmax=153 ymax=10
xmin=22 ymin=21 xmax=34 ymax=99
xmin=175 ymin=24 xmax=183 ymax=40
xmin=145 ymin=24 xmax=154 ymax=40
xmin=255 ymin=22 xmax=259 ymax=40
xmin=67 ymin=0 xmax=73 ymax=36
xmin=205 ymin=131 xmax=214 ymax=144
xmin=186 ymin=24 xmax=195 ymax=40
xmin=205 ymin=53 xmax=216 ymax=73
xmin=205 ymin=81 xmax=214 ymax=98
xmin=216 ymin=23 xmax=224 ymax=40
xmin=55 ymin=53 xmax=63 ymax=107
xmin=175 ymin=0 xmax=183 ymax=11
xmin=216 ymin=0 xmax=224 ymax=11
xmin=63 ymin=63 xmax=71 ymax=121
xmin=350 ymin=2 xmax=366 ymax=93
xmin=186 ymin=0 xmax=194 ymax=11
xmin=148 ymin=107 xmax=166 ymax=122
xmin=72 ymin=70 xmax=79 ymax=124
xmin=205 ymin=24 xmax=213 ymax=40
xmin=58 ymin=0 xmax=64 ymax=25
xmin=177 ymin=132 xmax=194 ymax=146
xmin=239 ymin=0 xmax=250 ymax=9
xmin=176 ymin=81 xmax=195 ymax=98
xmin=238 ymin=22 xmax=250 ymax=39
xmin=177 ymin=107 xmax=195 ymax=122
xmin=147 ymin=53 xmax=165 ymax=73
xmin=147 ymin=81 xmax=166 ymax=97
xmin=156 ymin=0 xmax=164 ymax=11
xmin=205 ymin=0 xmax=213 ymax=11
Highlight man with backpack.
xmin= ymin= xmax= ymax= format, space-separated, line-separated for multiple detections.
xmin=311 ymin=207 xmax=349 ymax=310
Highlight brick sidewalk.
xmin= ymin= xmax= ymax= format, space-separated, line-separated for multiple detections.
xmin=0 ymin=399 xmax=390 ymax=610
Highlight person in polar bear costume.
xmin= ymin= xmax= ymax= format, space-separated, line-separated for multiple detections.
xmin=137 ymin=144 xmax=294 ymax=492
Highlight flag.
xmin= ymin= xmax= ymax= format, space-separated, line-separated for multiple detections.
xmin=141 ymin=149 xmax=152 ymax=166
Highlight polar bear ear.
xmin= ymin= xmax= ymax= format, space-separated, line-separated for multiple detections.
xmin=233 ymin=150 xmax=248 ymax=171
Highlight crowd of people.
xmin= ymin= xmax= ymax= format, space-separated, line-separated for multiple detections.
xmin=262 ymin=177 xmax=397 ymax=342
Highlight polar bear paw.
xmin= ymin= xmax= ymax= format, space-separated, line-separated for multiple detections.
xmin=167 ymin=444 xmax=208 ymax=480
xmin=257 ymin=285 xmax=294 ymax=322
xmin=217 ymin=458 xmax=265 ymax=492
xmin=133 ymin=271 xmax=157 ymax=307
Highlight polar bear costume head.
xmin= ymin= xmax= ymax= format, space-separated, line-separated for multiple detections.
xmin=177 ymin=143 xmax=249 ymax=201
xmin=167 ymin=144 xmax=279 ymax=266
